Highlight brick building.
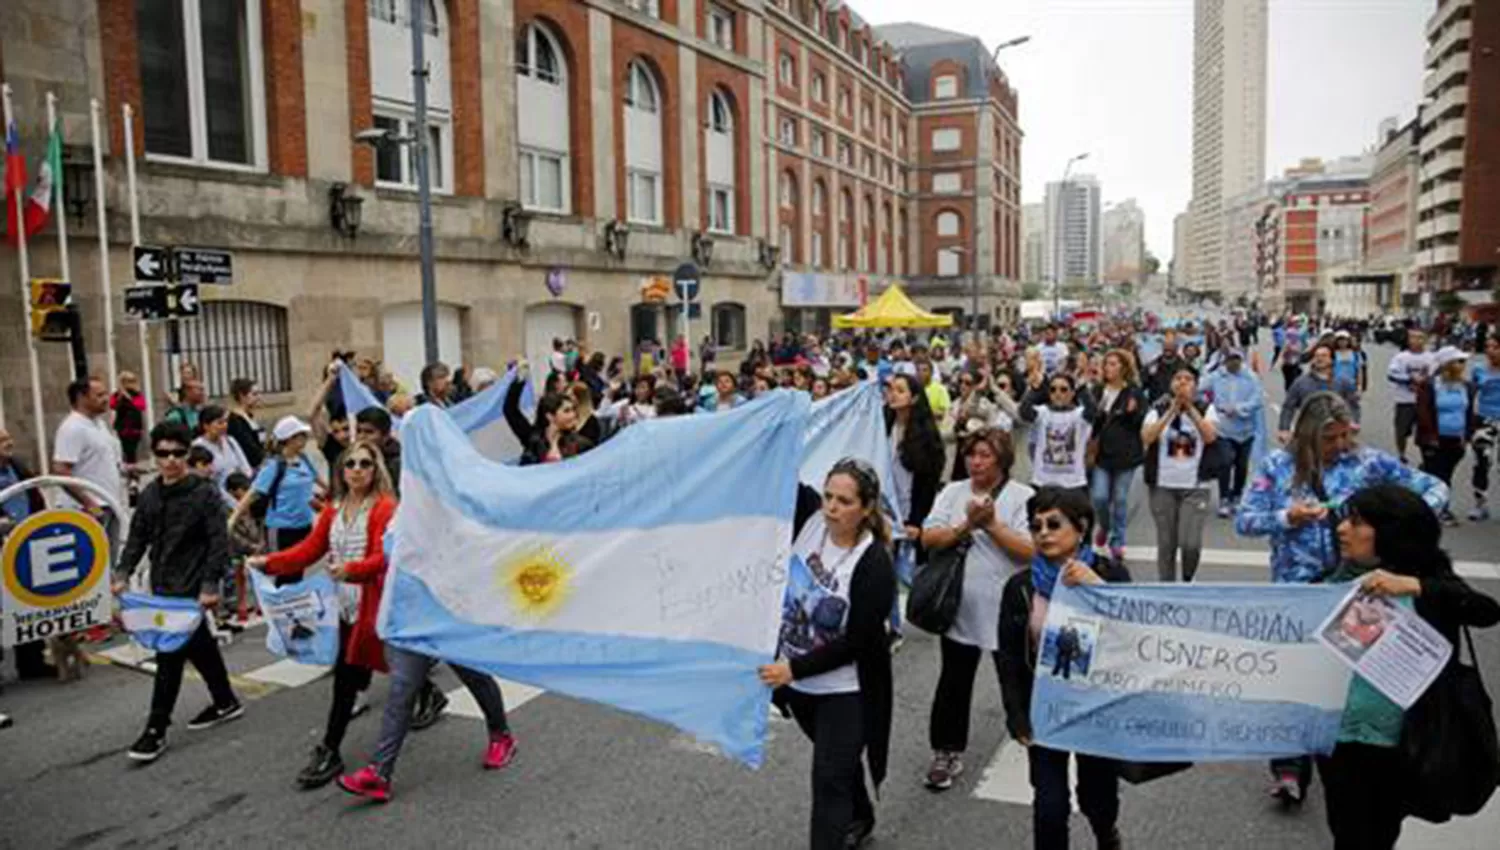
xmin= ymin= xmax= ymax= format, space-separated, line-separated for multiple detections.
xmin=0 ymin=0 xmax=1025 ymax=452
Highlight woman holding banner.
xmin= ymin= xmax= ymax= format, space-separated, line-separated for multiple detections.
xmin=919 ymin=429 xmax=1034 ymax=791
xmin=996 ymin=486 xmax=1128 ymax=850
xmin=1319 ymin=484 xmax=1499 ymax=849
xmin=246 ymin=439 xmax=397 ymax=789
xmin=760 ymin=459 xmax=894 ymax=850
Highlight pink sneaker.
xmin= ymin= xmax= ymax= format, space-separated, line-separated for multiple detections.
xmin=483 ymin=733 xmax=518 ymax=770
xmin=336 ymin=766 xmax=392 ymax=803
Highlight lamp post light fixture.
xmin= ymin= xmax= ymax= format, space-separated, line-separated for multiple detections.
xmin=61 ymin=146 xmax=94 ymax=226
xmin=691 ymin=231 xmax=715 ymax=268
xmin=1053 ymin=151 xmax=1090 ymax=320
xmin=991 ymin=35 xmax=1031 ymax=62
xmin=328 ymin=182 xmax=364 ymax=239
xmin=500 ymin=201 xmax=532 ymax=249
xmin=757 ymin=238 xmax=781 ymax=272
xmin=603 ymin=219 xmax=631 ymax=260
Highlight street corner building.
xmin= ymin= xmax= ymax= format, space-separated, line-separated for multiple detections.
xmin=0 ymin=0 xmax=1027 ymax=449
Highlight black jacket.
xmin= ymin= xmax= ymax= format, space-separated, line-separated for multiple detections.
xmin=115 ymin=474 xmax=229 ymax=599
xmin=1088 ymin=384 xmax=1148 ymax=471
xmin=883 ymin=412 xmax=942 ymax=529
xmin=226 ymin=411 xmax=266 ymax=469
xmin=1145 ymin=352 xmax=1188 ymax=401
xmin=503 ymin=378 xmax=546 ymax=465
xmin=775 ymin=486 xmax=896 ymax=788
xmin=996 ymin=554 xmax=1131 ymax=742
xmin=1412 ymin=561 xmax=1500 ymax=646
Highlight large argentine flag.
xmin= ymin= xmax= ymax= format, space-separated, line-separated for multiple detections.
xmin=1031 ymin=581 xmax=1353 ymax=762
xmin=338 ymin=362 xmax=536 ymax=461
xmin=118 ymin=593 xmax=204 ymax=653
xmin=799 ymin=381 xmax=901 ymax=524
xmin=379 ymin=390 xmax=810 ymax=767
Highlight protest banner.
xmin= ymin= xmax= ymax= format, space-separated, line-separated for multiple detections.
xmin=1032 ymin=581 xmax=1353 ymax=762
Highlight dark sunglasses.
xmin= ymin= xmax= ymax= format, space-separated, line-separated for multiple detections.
xmin=1029 ymin=516 xmax=1070 ymax=534
xmin=154 ymin=448 xmax=188 ymax=459
xmin=1049 ymin=385 xmax=1073 ymax=395
xmin=343 ymin=458 xmax=376 ymax=470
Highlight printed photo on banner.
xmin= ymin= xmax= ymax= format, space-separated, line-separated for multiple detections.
xmin=1038 ymin=615 xmax=1101 ymax=681
xmin=1315 ymin=585 xmax=1453 ymax=709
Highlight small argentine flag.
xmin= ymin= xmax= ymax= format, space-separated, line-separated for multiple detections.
xmin=119 ymin=593 xmax=204 ymax=653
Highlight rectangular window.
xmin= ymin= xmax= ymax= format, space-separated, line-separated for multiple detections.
xmin=933 ymin=172 xmax=961 ymax=193
xmin=373 ymin=113 xmax=450 ymax=192
xmin=931 ymin=128 xmax=961 ymax=152
xmin=708 ymin=5 xmax=734 ymax=49
xmin=166 ymin=300 xmax=291 ymax=396
xmin=779 ymin=54 xmax=796 ymax=87
xmin=520 ymin=147 xmax=568 ymax=213
xmin=838 ymin=139 xmax=852 ymax=166
xmin=862 ymin=151 xmax=874 ymax=176
xmin=780 ymin=225 xmax=793 ymax=264
xmin=881 ymin=114 xmax=891 ymax=140
xmin=812 ymin=231 xmax=824 ymax=268
xmin=934 ymin=75 xmax=958 ymax=99
xmin=137 ymin=0 xmax=265 ymax=169
xmin=779 ymin=116 xmax=798 ymax=146
xmin=628 ymin=169 xmax=660 ymax=224
xmin=709 ymin=186 xmax=734 ymax=233
xmin=811 ymin=130 xmax=826 ymax=158
xmin=938 ymin=248 xmax=961 ymax=277
xmin=811 ymin=73 xmax=826 ymax=103
xmin=838 ymin=89 xmax=851 ymax=117
xmin=861 ymin=102 xmax=873 ymax=129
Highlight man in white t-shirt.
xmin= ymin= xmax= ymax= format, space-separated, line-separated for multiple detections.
xmin=1036 ymin=326 xmax=1070 ymax=376
xmin=53 ymin=376 xmax=124 ymax=514
xmin=1386 ymin=329 xmax=1432 ymax=463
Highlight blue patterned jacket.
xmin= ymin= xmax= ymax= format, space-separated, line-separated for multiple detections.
xmin=1235 ymin=447 xmax=1449 ymax=583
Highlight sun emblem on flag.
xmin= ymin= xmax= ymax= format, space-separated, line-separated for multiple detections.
xmin=153 ymin=612 xmax=167 ymax=628
xmin=498 ymin=545 xmax=571 ymax=620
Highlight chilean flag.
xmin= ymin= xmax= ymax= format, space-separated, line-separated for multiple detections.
xmin=4 ymin=119 xmax=58 ymax=245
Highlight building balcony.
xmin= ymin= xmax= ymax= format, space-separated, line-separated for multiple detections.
xmin=1427 ymin=0 xmax=1471 ymax=40
xmin=1424 ymin=148 xmax=1466 ymax=179
xmin=1418 ymin=180 xmax=1463 ymax=215
xmin=1424 ymin=84 xmax=1469 ymax=125
xmin=901 ymin=275 xmax=1023 ymax=300
xmin=1425 ymin=19 xmax=1471 ymax=68
xmin=1424 ymin=50 xmax=1469 ymax=97
xmin=1419 ymin=116 xmax=1466 ymax=157
xmin=1416 ymin=212 xmax=1462 ymax=241
xmin=1421 ymin=244 xmax=1461 ymax=267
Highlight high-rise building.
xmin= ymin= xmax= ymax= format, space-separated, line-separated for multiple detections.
xmin=1172 ymin=210 xmax=1193 ymax=293
xmin=1044 ymin=175 xmax=1102 ymax=289
xmin=1021 ymin=203 xmax=1046 ymax=284
xmin=1102 ymin=199 xmax=1146 ymax=289
xmin=1368 ymin=118 xmax=1421 ymax=307
xmin=1417 ymin=0 xmax=1500 ymax=296
xmin=1188 ymin=0 xmax=1268 ymax=298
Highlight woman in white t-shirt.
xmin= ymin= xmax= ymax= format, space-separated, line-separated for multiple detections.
xmin=1019 ymin=373 xmax=1096 ymax=492
xmin=1141 ymin=366 xmax=1220 ymax=582
xmin=918 ymin=429 xmax=1035 ymax=792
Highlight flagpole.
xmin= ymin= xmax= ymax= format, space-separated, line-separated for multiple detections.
xmin=122 ymin=103 xmax=154 ymax=426
xmin=5 ymin=84 xmax=51 ymax=470
xmin=89 ymin=99 xmax=118 ymax=394
xmin=46 ymin=92 xmax=70 ymax=287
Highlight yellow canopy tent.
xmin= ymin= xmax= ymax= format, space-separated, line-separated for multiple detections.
xmin=832 ymin=285 xmax=954 ymax=329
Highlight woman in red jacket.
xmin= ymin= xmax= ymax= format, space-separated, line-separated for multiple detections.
xmin=247 ymin=439 xmax=396 ymax=789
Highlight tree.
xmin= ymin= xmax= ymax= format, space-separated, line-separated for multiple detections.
xmin=1434 ymin=290 xmax=1465 ymax=316
xmin=1143 ymin=252 xmax=1161 ymax=277
xmin=1021 ymin=281 xmax=1045 ymax=300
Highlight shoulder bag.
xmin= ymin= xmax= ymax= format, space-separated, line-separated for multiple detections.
xmin=1398 ymin=626 xmax=1500 ymax=823
xmin=905 ymin=533 xmax=967 ymax=635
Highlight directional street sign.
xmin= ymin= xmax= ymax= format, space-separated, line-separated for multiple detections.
xmin=133 ymin=245 xmax=169 ymax=282
xmin=174 ymin=247 xmax=234 ymax=285
xmin=168 ymin=283 xmax=200 ymax=318
xmin=673 ymin=262 xmax=700 ymax=303
xmin=124 ymin=284 xmax=200 ymax=322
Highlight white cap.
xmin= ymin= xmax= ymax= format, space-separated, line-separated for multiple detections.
xmin=272 ymin=415 xmax=312 ymax=442
xmin=1434 ymin=346 xmax=1469 ymax=368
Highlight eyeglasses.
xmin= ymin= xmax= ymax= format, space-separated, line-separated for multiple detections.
xmin=343 ymin=458 xmax=376 ymax=470
xmin=1029 ymin=516 xmax=1070 ymax=534
xmin=154 ymin=448 xmax=188 ymax=459
xmin=1049 ymin=385 xmax=1072 ymax=395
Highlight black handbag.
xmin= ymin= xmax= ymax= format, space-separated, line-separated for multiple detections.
xmin=905 ymin=536 xmax=968 ymax=635
xmin=1398 ymin=627 xmax=1500 ymax=823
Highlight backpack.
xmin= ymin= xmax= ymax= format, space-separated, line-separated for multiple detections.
xmin=250 ymin=455 xmax=299 ymax=524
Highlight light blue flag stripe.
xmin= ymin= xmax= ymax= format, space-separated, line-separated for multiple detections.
xmin=337 ymin=362 xmax=385 ymax=419
xmin=400 ymin=389 xmax=810 ymax=532
xmin=800 ymin=382 xmax=904 ymax=525
xmin=118 ymin=592 xmax=203 ymax=653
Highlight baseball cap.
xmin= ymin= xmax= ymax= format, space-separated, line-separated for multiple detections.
xmin=1225 ymin=348 xmax=1245 ymax=360
xmin=272 ymin=415 xmax=313 ymax=442
xmin=1434 ymin=346 xmax=1469 ymax=368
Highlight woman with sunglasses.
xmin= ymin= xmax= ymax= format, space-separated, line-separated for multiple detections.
xmin=996 ymin=486 xmax=1130 ymax=850
xmin=1317 ymin=484 xmax=1498 ymax=849
xmin=1141 ymin=366 xmax=1219 ymax=582
xmin=1087 ymin=350 xmax=1147 ymax=558
xmin=245 ymin=440 xmax=398 ymax=789
xmin=759 ymin=459 xmax=895 ymax=850
xmin=919 ymin=429 xmax=1035 ymax=791
xmin=1019 ymin=373 xmax=1096 ymax=494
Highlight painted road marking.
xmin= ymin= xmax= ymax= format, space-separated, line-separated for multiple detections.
xmin=445 ymin=677 xmax=545 ymax=719
xmin=972 ymin=740 xmax=1074 ymax=810
xmin=1126 ymin=546 xmax=1500 ymax=582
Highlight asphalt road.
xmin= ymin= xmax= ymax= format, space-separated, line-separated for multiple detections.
xmin=2 ymin=335 xmax=1498 ymax=850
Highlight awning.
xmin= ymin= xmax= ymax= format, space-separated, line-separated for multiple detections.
xmin=832 ymin=285 xmax=954 ymax=329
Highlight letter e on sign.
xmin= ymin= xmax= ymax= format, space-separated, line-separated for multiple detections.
xmin=29 ymin=535 xmax=79 ymax=587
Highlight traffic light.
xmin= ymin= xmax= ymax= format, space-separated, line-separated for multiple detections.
xmin=29 ymin=279 xmax=72 ymax=341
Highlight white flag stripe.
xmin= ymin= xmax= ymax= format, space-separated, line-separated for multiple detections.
xmin=119 ymin=606 xmax=201 ymax=635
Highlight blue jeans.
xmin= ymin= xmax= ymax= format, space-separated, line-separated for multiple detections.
xmin=888 ymin=541 xmax=915 ymax=632
xmin=1089 ymin=466 xmax=1135 ymax=550
xmin=371 ymin=646 xmax=509 ymax=779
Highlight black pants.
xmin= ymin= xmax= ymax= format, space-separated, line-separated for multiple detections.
xmin=1028 ymin=745 xmax=1119 ymax=850
xmin=1421 ymin=436 xmax=1467 ymax=490
xmin=7 ymin=641 xmax=50 ymax=677
xmin=1216 ymin=436 xmax=1255 ymax=503
xmin=784 ymin=689 xmax=873 ymax=850
xmin=148 ymin=621 xmax=237 ymax=730
xmin=929 ymin=636 xmax=998 ymax=753
xmin=324 ymin=624 xmax=374 ymax=752
xmin=1281 ymin=363 xmax=1302 ymax=392
xmin=1317 ymin=743 xmax=1405 ymax=850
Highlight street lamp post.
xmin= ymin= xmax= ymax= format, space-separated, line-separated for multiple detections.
xmin=409 ymin=0 xmax=439 ymax=366
xmin=1053 ymin=152 xmax=1090 ymax=319
xmin=970 ymin=34 xmax=1030 ymax=340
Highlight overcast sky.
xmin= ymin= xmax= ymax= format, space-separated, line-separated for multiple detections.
xmin=857 ymin=0 xmax=1433 ymax=260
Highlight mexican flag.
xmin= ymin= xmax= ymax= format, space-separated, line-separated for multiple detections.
xmin=3 ymin=118 xmax=59 ymax=246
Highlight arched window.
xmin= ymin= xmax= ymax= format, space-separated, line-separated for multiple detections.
xmin=705 ymin=89 xmax=735 ymax=233
xmin=624 ymin=60 xmax=663 ymax=224
xmin=779 ymin=169 xmax=799 ymax=264
xmin=516 ymin=22 xmax=571 ymax=213
xmin=936 ymin=210 xmax=960 ymax=237
xmin=839 ymin=187 xmax=853 ymax=270
xmin=881 ymin=201 xmax=893 ymax=272
xmin=863 ymin=194 xmax=875 ymax=270
xmin=369 ymin=0 xmax=452 ymax=191
xmin=780 ymin=170 xmax=796 ymax=209
xmin=811 ymin=179 xmax=828 ymax=269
